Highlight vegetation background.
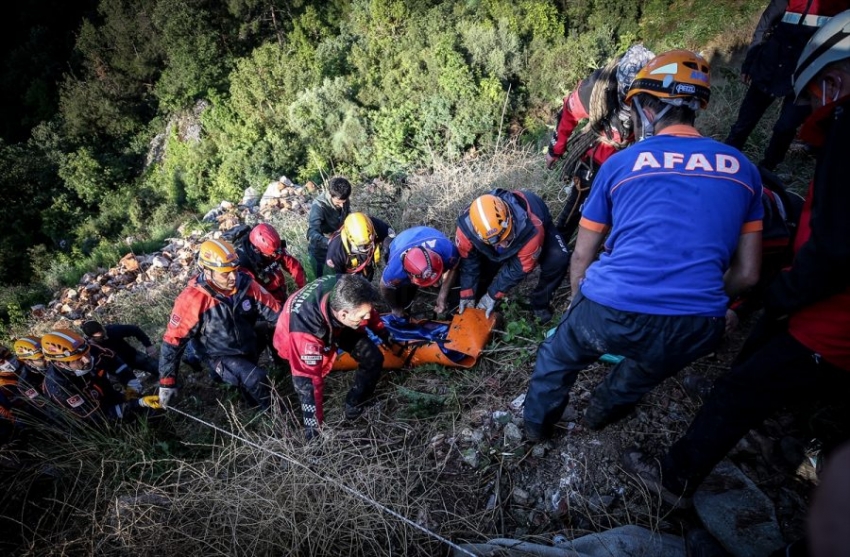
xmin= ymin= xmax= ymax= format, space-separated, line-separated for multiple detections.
xmin=2 ymin=1 xmax=824 ymax=555
xmin=0 ymin=0 xmax=769 ymax=308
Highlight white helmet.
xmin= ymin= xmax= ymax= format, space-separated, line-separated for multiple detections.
xmin=793 ymin=10 xmax=850 ymax=98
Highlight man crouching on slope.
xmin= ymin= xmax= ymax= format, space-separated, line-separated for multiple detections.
xmin=523 ymin=50 xmax=763 ymax=441
xmin=273 ymin=274 xmax=391 ymax=440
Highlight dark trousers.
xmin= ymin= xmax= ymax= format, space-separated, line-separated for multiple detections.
xmin=725 ymin=85 xmax=811 ymax=170
xmin=661 ymin=330 xmax=850 ymax=494
xmin=211 ymin=355 xmax=270 ymax=409
xmin=524 ymin=291 xmax=724 ymax=438
xmin=128 ymin=350 xmax=159 ymax=377
xmin=292 ymin=329 xmax=384 ymax=431
xmin=476 ymin=226 xmax=570 ymax=311
xmin=309 ymin=247 xmax=327 ymax=278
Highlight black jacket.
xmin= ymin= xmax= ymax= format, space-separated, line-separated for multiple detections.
xmin=307 ymin=192 xmax=350 ymax=251
xmin=92 ymin=324 xmax=153 ymax=366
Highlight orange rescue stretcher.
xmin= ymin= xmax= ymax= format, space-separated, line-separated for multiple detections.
xmin=332 ymin=308 xmax=497 ymax=370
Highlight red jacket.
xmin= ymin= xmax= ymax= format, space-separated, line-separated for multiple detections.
xmin=773 ymin=98 xmax=850 ymax=370
xmin=272 ymin=275 xmax=385 ymax=423
xmin=159 ymin=273 xmax=281 ymax=386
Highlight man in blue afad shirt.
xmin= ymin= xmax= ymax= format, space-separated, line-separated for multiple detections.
xmin=523 ymin=50 xmax=764 ymax=440
xmin=379 ymin=226 xmax=460 ymax=317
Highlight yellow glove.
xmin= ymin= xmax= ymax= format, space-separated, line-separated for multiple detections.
xmin=138 ymin=395 xmax=162 ymax=410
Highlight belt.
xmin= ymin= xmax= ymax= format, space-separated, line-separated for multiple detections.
xmin=781 ymin=11 xmax=832 ymax=27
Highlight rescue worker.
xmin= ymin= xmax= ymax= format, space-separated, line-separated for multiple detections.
xmin=235 ymin=222 xmax=306 ymax=304
xmin=324 ymin=212 xmax=395 ymax=282
xmin=545 ymin=44 xmax=655 ymax=238
xmin=622 ymin=15 xmax=850 ymax=508
xmin=455 ymin=190 xmax=570 ymax=324
xmin=11 ymin=337 xmax=50 ymax=414
xmin=307 ymin=176 xmax=351 ymax=278
xmin=158 ymin=239 xmax=282 ymax=409
xmin=379 ymin=226 xmax=460 ymax=317
xmin=41 ymin=330 xmax=161 ymax=422
xmin=725 ymin=0 xmax=850 ymax=171
xmin=523 ymin=50 xmax=764 ymax=441
xmin=273 ymin=274 xmax=390 ymax=439
xmin=81 ymin=319 xmax=159 ymax=377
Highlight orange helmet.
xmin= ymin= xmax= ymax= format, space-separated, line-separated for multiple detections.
xmin=402 ymin=247 xmax=444 ymax=287
xmin=625 ymin=49 xmax=711 ymax=109
xmin=41 ymin=329 xmax=90 ymax=363
xmin=13 ymin=337 xmax=44 ymax=361
xmin=469 ymin=194 xmax=513 ymax=245
xmin=198 ymin=239 xmax=239 ymax=272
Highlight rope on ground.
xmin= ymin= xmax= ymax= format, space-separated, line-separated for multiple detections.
xmin=166 ymin=405 xmax=477 ymax=557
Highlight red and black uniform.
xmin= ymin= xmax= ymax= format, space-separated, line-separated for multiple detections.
xmin=659 ymin=96 xmax=850 ymax=498
xmin=43 ymin=358 xmax=128 ymax=422
xmin=273 ymin=275 xmax=385 ymax=435
xmin=455 ymin=189 xmax=569 ymax=313
xmin=323 ymin=216 xmax=394 ymax=282
xmin=159 ymin=272 xmax=281 ymax=408
xmin=548 ymin=70 xmax=630 ymax=167
xmin=236 ymin=237 xmax=306 ymax=304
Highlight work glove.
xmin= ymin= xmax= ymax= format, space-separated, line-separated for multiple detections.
xmin=476 ymin=293 xmax=497 ymax=318
xmin=458 ymin=298 xmax=476 ymax=315
xmin=127 ymin=378 xmax=143 ymax=394
xmin=138 ymin=395 xmax=163 ymax=410
xmin=158 ymin=387 xmax=178 ymax=408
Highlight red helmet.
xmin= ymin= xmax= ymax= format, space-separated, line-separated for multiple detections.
xmin=249 ymin=223 xmax=282 ymax=257
xmin=402 ymin=247 xmax=444 ymax=287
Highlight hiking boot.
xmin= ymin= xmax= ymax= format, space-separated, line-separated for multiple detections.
xmin=533 ymin=307 xmax=554 ymax=324
xmin=524 ymin=421 xmax=549 ymax=443
xmin=621 ymin=448 xmax=692 ymax=509
xmin=344 ymin=403 xmax=365 ymax=421
xmin=583 ymin=402 xmax=632 ymax=431
xmin=682 ymin=374 xmax=713 ymax=401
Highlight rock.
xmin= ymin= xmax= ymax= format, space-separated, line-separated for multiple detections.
xmin=509 ymin=393 xmax=526 ymax=410
xmin=694 ymin=459 xmax=786 ymax=557
xmin=503 ymin=423 xmax=523 ymax=447
xmin=460 ymin=448 xmax=479 ymax=468
xmin=151 ymin=256 xmax=171 ymax=268
xmin=119 ymin=253 xmax=140 ymax=272
xmin=65 ymin=289 xmax=78 ymax=300
xmin=30 ymin=304 xmax=46 ymax=317
xmin=511 ymin=487 xmax=531 ymax=506
xmin=492 ymin=410 xmax=512 ymax=425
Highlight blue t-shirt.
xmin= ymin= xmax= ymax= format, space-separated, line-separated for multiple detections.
xmin=579 ymin=130 xmax=764 ymax=317
xmin=381 ymin=226 xmax=459 ymax=287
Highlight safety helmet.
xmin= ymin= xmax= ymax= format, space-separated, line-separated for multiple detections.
xmin=793 ymin=10 xmax=850 ymax=98
xmin=616 ymin=44 xmax=656 ymax=99
xmin=13 ymin=336 xmax=44 ymax=361
xmin=402 ymin=247 xmax=444 ymax=287
xmin=248 ymin=223 xmax=283 ymax=257
xmin=625 ymin=49 xmax=711 ymax=109
xmin=341 ymin=213 xmax=376 ymax=256
xmin=198 ymin=239 xmax=239 ymax=272
xmin=41 ymin=330 xmax=91 ymax=363
xmin=469 ymin=194 xmax=513 ymax=246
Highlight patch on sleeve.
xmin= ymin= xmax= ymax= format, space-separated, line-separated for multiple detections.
xmin=326 ymin=259 xmax=335 ymax=269
xmin=299 ymin=342 xmax=324 ymax=366
xmin=242 ymin=299 xmax=252 ymax=311
xmin=66 ymin=395 xmax=85 ymax=408
xmin=24 ymin=388 xmax=39 ymax=400
xmin=168 ymin=313 xmax=182 ymax=328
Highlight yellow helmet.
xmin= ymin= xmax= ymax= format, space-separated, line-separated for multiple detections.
xmin=469 ymin=194 xmax=513 ymax=245
xmin=341 ymin=213 xmax=376 ymax=257
xmin=13 ymin=336 xmax=44 ymax=361
xmin=198 ymin=239 xmax=239 ymax=272
xmin=41 ymin=329 xmax=90 ymax=363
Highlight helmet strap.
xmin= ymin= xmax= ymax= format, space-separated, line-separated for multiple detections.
xmin=633 ymin=96 xmax=672 ymax=141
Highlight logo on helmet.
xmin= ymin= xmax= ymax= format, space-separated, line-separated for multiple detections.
xmin=675 ymin=83 xmax=697 ymax=94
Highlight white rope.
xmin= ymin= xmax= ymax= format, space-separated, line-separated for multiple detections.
xmin=166 ymin=406 xmax=477 ymax=557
